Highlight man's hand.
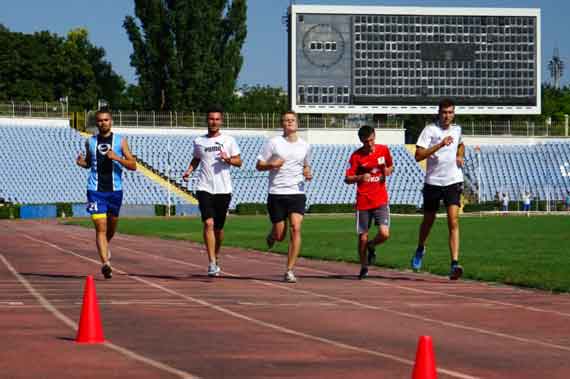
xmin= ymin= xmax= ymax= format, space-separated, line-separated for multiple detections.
xmin=76 ymin=154 xmax=87 ymax=167
xmin=182 ymin=169 xmax=193 ymax=182
xmin=269 ymin=158 xmax=285 ymax=169
xmin=219 ymin=151 xmax=231 ymax=164
xmin=456 ymin=156 xmax=464 ymax=167
xmin=361 ymin=173 xmax=371 ymax=182
xmin=106 ymin=150 xmax=120 ymax=161
xmin=303 ymin=166 xmax=313 ymax=181
xmin=440 ymin=136 xmax=454 ymax=147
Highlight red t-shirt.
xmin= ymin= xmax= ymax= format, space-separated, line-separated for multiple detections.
xmin=346 ymin=144 xmax=393 ymax=210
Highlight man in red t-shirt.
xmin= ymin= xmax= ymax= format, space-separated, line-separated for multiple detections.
xmin=345 ymin=125 xmax=393 ymax=279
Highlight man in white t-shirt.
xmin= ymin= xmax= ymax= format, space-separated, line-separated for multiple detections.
xmin=256 ymin=111 xmax=312 ymax=283
xmin=183 ymin=105 xmax=242 ymax=277
xmin=411 ymin=98 xmax=465 ymax=280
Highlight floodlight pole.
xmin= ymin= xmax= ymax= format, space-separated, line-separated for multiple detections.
xmin=167 ymin=138 xmax=171 ymax=217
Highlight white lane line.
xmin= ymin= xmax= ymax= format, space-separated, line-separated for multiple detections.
xmin=35 ymin=222 xmax=570 ymax=311
xmin=108 ymin=231 xmax=570 ymax=317
xmin=21 ymin=233 xmax=479 ymax=379
xmin=98 ymin=237 xmax=570 ymax=354
xmin=0 ymin=253 xmax=199 ymax=379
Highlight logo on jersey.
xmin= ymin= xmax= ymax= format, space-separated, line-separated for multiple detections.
xmin=97 ymin=143 xmax=111 ymax=155
xmin=377 ymin=157 xmax=385 ymax=165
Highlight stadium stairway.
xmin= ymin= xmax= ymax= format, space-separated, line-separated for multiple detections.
xmin=133 ymin=161 xmax=197 ymax=205
xmin=405 ymin=144 xmax=426 ymax=171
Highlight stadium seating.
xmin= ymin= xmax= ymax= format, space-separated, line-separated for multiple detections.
xmin=4 ymin=119 xmax=567 ymax=210
xmin=0 ymin=122 xmax=190 ymax=206
xmin=124 ymin=134 xmax=424 ymax=208
xmin=464 ymin=143 xmax=570 ymax=201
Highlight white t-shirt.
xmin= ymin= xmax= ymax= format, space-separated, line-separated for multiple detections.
xmin=257 ymin=135 xmax=310 ymax=194
xmin=416 ymin=122 xmax=464 ymax=186
xmin=192 ymin=134 xmax=240 ymax=194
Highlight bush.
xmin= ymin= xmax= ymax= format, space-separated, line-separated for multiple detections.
xmin=308 ymin=203 xmax=354 ymax=213
xmin=155 ymin=204 xmax=176 ymax=216
xmin=463 ymin=201 xmax=498 ymax=212
xmin=235 ymin=203 xmax=267 ymax=215
xmin=0 ymin=205 xmax=20 ymax=219
xmin=56 ymin=202 xmax=73 ymax=218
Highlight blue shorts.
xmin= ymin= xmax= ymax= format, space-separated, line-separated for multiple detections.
xmin=86 ymin=191 xmax=123 ymax=218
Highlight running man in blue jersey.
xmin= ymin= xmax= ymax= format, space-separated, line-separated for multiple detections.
xmin=76 ymin=109 xmax=137 ymax=279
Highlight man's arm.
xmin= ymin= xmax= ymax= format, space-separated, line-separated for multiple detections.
xmin=107 ymin=139 xmax=137 ymax=171
xmin=182 ymin=158 xmax=200 ymax=181
xmin=76 ymin=140 xmax=91 ymax=169
xmin=456 ymin=142 xmax=465 ymax=167
xmin=415 ymin=135 xmax=454 ymax=162
xmin=256 ymin=158 xmax=284 ymax=171
xmin=220 ymin=152 xmax=243 ymax=167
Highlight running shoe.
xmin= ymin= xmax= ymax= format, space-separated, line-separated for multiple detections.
xmin=101 ymin=263 xmax=113 ymax=279
xmin=358 ymin=266 xmax=369 ymax=280
xmin=449 ymin=263 xmax=464 ymax=280
xmin=266 ymin=233 xmax=275 ymax=250
xmin=207 ymin=263 xmax=221 ymax=277
xmin=411 ymin=247 xmax=425 ymax=272
xmin=284 ymin=270 xmax=297 ymax=283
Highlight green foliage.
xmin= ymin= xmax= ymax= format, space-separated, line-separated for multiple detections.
xmin=235 ymin=203 xmax=267 ymax=215
xmin=0 ymin=25 xmax=125 ymax=109
xmin=56 ymin=202 xmax=73 ymax=218
xmin=124 ymin=0 xmax=247 ymax=110
xmin=227 ymin=85 xmax=289 ymax=113
xmin=155 ymin=204 xmax=176 ymax=216
xmin=0 ymin=205 xmax=20 ymax=219
xmin=308 ymin=203 xmax=419 ymax=214
xmin=463 ymin=201 xmax=499 ymax=212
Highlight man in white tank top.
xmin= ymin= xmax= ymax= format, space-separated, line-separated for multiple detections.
xmin=256 ymin=111 xmax=312 ymax=283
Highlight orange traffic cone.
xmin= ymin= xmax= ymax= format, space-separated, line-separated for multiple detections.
xmin=75 ymin=275 xmax=105 ymax=343
xmin=412 ymin=336 xmax=437 ymax=379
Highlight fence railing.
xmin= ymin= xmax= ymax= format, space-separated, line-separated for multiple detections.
xmin=457 ymin=119 xmax=570 ymax=137
xmin=0 ymin=101 xmax=69 ymax=119
xmin=85 ymin=110 xmax=404 ymax=129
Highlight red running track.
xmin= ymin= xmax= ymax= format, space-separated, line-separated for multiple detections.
xmin=1 ymin=220 xmax=570 ymax=379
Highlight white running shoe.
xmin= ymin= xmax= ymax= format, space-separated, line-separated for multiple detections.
xmin=284 ymin=270 xmax=297 ymax=283
xmin=208 ymin=263 xmax=221 ymax=277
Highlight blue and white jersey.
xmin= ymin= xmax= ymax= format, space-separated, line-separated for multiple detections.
xmin=86 ymin=133 xmax=124 ymax=192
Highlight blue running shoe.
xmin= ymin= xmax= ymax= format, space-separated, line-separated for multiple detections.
xmin=449 ymin=263 xmax=463 ymax=280
xmin=411 ymin=247 xmax=425 ymax=272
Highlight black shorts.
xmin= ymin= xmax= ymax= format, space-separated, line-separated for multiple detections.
xmin=267 ymin=194 xmax=306 ymax=224
xmin=195 ymin=191 xmax=231 ymax=230
xmin=422 ymin=182 xmax=463 ymax=213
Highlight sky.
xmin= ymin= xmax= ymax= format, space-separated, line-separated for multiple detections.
xmin=1 ymin=0 xmax=568 ymax=89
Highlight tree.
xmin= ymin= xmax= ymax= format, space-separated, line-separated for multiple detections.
xmin=0 ymin=25 xmax=125 ymax=109
xmin=228 ymin=85 xmax=288 ymax=113
xmin=124 ymin=0 xmax=247 ymax=111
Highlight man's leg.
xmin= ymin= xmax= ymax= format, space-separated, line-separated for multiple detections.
xmin=93 ymin=217 xmax=109 ymax=264
xmin=447 ymin=204 xmax=463 ymax=280
xmin=214 ymin=229 xmax=223 ymax=261
xmin=446 ymin=205 xmax=460 ymax=262
xmin=106 ymin=215 xmax=119 ymax=260
xmin=418 ymin=211 xmax=437 ymax=248
xmin=358 ymin=232 xmax=369 ymax=267
xmin=203 ymin=219 xmax=217 ymax=264
xmin=286 ymin=213 xmax=303 ymax=272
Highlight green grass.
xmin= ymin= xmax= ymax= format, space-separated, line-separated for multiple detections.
xmin=67 ymin=214 xmax=570 ymax=292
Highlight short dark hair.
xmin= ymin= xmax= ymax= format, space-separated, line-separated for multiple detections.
xmin=95 ymin=108 xmax=112 ymax=118
xmin=358 ymin=125 xmax=375 ymax=141
xmin=206 ymin=104 xmax=224 ymax=116
xmin=438 ymin=98 xmax=455 ymax=110
xmin=281 ymin=110 xmax=297 ymax=119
